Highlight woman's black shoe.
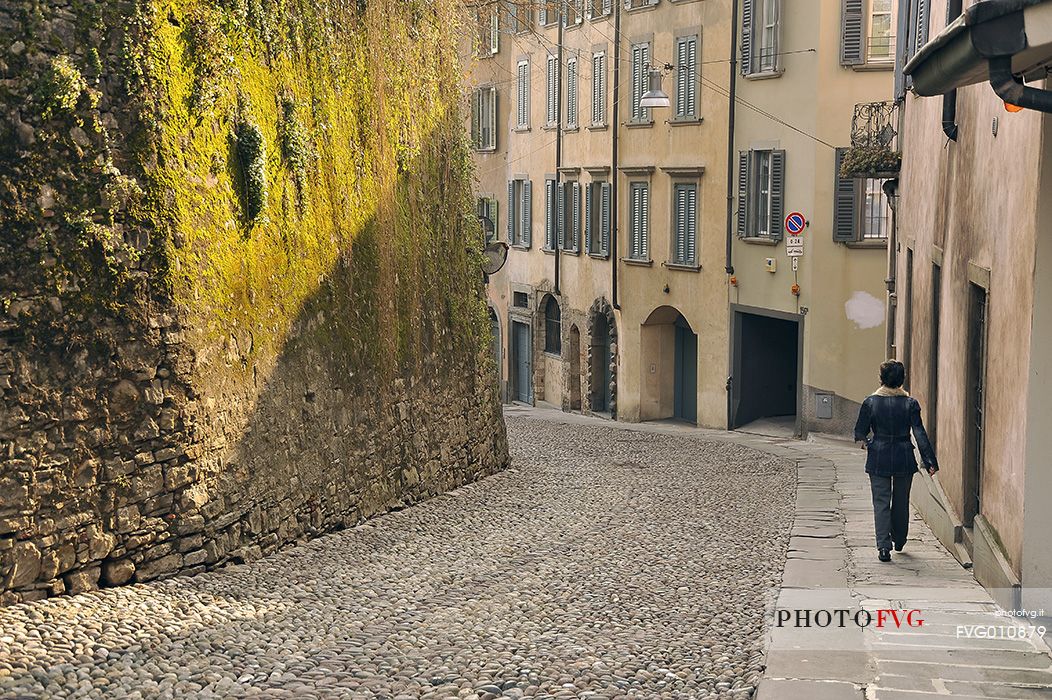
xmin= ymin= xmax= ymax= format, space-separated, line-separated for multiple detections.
xmin=894 ymin=541 xmax=905 ymax=552
xmin=878 ymin=548 xmax=892 ymax=562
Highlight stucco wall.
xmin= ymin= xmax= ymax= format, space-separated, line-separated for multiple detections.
xmin=896 ymin=0 xmax=1043 ymax=573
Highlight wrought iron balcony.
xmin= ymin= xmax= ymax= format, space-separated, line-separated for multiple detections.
xmin=842 ymin=101 xmax=901 ymax=179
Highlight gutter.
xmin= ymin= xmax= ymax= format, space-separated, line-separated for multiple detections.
xmin=724 ymin=0 xmax=740 ymax=276
xmin=611 ymin=0 xmax=622 ymax=310
xmin=988 ymin=55 xmax=1052 ymax=111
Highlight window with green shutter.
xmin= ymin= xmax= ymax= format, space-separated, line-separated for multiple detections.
xmin=739 ymin=149 xmax=785 ymax=240
xmin=567 ymin=58 xmax=579 ymax=129
xmin=591 ymin=52 xmax=607 ymax=126
xmin=545 ymin=178 xmax=558 ymax=250
xmin=546 ymin=54 xmax=560 ymax=127
xmin=629 ymin=182 xmax=650 ymax=260
xmin=841 ymin=0 xmax=864 ymax=66
xmin=672 ymin=184 xmax=697 ymax=265
xmin=833 ymin=148 xmax=858 ymax=242
xmin=630 ymin=43 xmax=651 ymax=123
xmin=516 ymin=60 xmax=530 ymax=129
xmin=675 ymin=36 xmax=698 ymax=120
xmin=742 ymin=0 xmax=780 ymax=75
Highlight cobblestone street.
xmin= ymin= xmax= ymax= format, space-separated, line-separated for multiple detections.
xmin=0 ymin=411 xmax=796 ymax=699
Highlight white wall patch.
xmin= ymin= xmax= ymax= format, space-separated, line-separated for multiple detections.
xmin=845 ymin=291 xmax=885 ymax=330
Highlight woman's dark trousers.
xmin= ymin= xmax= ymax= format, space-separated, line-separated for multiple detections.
xmin=869 ymin=473 xmax=914 ymax=550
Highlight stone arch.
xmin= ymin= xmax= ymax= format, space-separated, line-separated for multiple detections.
xmin=640 ymin=305 xmax=697 ymax=423
xmin=587 ymin=297 xmax=618 ymax=417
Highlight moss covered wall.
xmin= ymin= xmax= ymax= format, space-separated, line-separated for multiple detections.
xmin=0 ymin=0 xmax=508 ymax=603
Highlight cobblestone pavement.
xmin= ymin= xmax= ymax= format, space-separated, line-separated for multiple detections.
xmin=0 ymin=410 xmax=796 ymax=699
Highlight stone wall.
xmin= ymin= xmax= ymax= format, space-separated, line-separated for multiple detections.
xmin=0 ymin=0 xmax=508 ymax=604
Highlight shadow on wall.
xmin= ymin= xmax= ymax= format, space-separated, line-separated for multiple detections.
xmin=0 ymin=0 xmax=508 ymax=602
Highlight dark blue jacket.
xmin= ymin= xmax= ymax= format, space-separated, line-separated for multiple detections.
xmin=853 ymin=393 xmax=938 ymax=476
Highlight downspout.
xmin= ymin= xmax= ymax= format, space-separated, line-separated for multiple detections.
xmin=724 ymin=0 xmax=739 ymax=275
xmin=555 ymin=14 xmax=564 ymax=295
xmin=942 ymin=0 xmax=962 ymax=141
xmin=989 ymin=56 xmax=1052 ymax=114
xmin=611 ymin=0 xmax=622 ymax=310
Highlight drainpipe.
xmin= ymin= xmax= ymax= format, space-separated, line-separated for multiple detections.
xmin=555 ymin=13 xmax=564 ymax=295
xmin=610 ymin=0 xmax=622 ymax=310
xmin=989 ymin=56 xmax=1052 ymax=114
xmin=942 ymin=0 xmax=962 ymax=141
xmin=724 ymin=0 xmax=740 ymax=275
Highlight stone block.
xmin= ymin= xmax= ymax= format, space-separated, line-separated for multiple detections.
xmin=7 ymin=541 xmax=41 ymax=587
xmin=64 ymin=566 xmax=100 ymax=594
xmin=183 ymin=549 xmax=208 ymax=567
xmin=135 ymin=553 xmax=182 ymax=581
xmin=101 ymin=558 xmax=135 ymax=586
xmin=114 ymin=505 xmax=140 ymax=533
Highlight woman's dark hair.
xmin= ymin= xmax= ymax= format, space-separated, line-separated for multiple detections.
xmin=880 ymin=360 xmax=905 ymax=389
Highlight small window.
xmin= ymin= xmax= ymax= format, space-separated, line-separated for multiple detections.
xmin=833 ymin=148 xmax=891 ymax=243
xmin=545 ymin=178 xmax=558 ymax=250
xmin=737 ymin=149 xmax=785 ymax=240
xmin=477 ymin=196 xmax=498 ymax=244
xmin=629 ymin=182 xmax=650 ymax=260
xmin=559 ymin=181 xmax=581 ymax=252
xmin=507 ymin=178 xmax=533 ymax=247
xmin=588 ymin=0 xmax=613 ymax=19
xmin=516 ymin=60 xmax=530 ymax=130
xmin=861 ymin=178 xmax=891 ymax=239
xmin=564 ymin=0 xmax=584 ymax=26
xmin=625 ymin=0 xmax=659 ymax=9
xmin=867 ymin=0 xmax=896 ymax=62
xmin=591 ymin=52 xmax=607 ymax=126
xmin=630 ymin=43 xmax=651 ymax=124
xmin=672 ymin=183 xmax=697 ymax=265
xmin=586 ymin=181 xmax=611 ymax=256
xmin=513 ymin=291 xmax=529 ymax=308
xmin=675 ymin=36 xmax=698 ymax=120
xmin=477 ymin=5 xmax=499 ymax=56
xmin=471 ymin=87 xmax=497 ymax=151
xmin=546 ymin=54 xmax=560 ymax=127
xmin=566 ymin=58 xmax=579 ymax=129
xmin=742 ymin=0 xmax=780 ymax=75
xmin=544 ymin=296 xmax=562 ymax=355
xmin=512 ymin=0 xmax=533 ymax=33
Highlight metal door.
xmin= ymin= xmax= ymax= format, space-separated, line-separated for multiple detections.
xmin=674 ymin=318 xmax=697 ymax=423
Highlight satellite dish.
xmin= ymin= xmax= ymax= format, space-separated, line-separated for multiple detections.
xmin=481 ymin=241 xmax=509 ymax=276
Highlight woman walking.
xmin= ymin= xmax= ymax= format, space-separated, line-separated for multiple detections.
xmin=854 ymin=360 xmax=939 ymax=562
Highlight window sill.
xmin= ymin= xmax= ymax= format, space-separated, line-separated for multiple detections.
xmin=669 ymin=117 xmax=703 ymax=126
xmin=561 ymin=248 xmax=581 ymax=256
xmin=743 ymin=69 xmax=783 ymax=81
xmin=664 ymin=261 xmax=701 ymax=272
xmin=511 ymin=244 xmax=532 ymax=251
xmin=586 ymin=13 xmax=613 ymax=22
xmin=844 ymin=239 xmax=889 ymax=249
xmin=622 ymin=257 xmax=653 ymax=266
xmin=513 ymin=127 xmax=531 ymax=133
xmin=542 ymin=124 xmax=559 ymax=132
xmin=474 ymin=147 xmax=498 ymax=154
xmin=624 ymin=4 xmax=658 ymax=13
xmin=587 ymin=252 xmax=611 ymax=260
xmin=544 ymin=351 xmax=563 ymax=359
xmin=564 ymin=126 xmax=580 ymax=134
xmin=587 ymin=124 xmax=609 ymax=131
xmin=563 ymin=22 xmax=583 ymax=31
xmin=542 ymin=247 xmax=556 ymax=255
xmin=739 ymin=236 xmax=779 ymax=246
xmin=624 ymin=121 xmax=654 ymax=129
xmin=853 ymin=61 xmax=895 ymax=72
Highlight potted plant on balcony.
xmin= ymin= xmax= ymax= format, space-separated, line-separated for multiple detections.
xmin=839 ymin=144 xmax=902 ymax=179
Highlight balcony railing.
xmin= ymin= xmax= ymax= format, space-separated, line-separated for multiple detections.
xmin=866 ymin=35 xmax=896 ymax=63
xmin=843 ymin=101 xmax=901 ymax=179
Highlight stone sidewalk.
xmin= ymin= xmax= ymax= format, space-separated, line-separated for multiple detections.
xmin=736 ymin=432 xmax=1052 ymax=700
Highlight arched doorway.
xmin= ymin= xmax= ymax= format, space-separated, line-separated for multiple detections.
xmin=588 ymin=298 xmax=617 ymax=416
xmin=640 ymin=306 xmax=697 ymax=423
xmin=568 ymin=325 xmax=582 ymax=411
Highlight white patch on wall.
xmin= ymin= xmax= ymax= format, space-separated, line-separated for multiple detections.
xmin=844 ymin=291 xmax=885 ymax=330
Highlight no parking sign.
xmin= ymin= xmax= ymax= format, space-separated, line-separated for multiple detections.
xmin=785 ymin=211 xmax=806 ymax=235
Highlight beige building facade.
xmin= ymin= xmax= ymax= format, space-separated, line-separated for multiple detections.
xmin=895 ymin=0 xmax=1052 ymax=610
xmin=729 ymin=0 xmax=895 ymax=437
xmin=465 ymin=0 xmax=733 ymax=429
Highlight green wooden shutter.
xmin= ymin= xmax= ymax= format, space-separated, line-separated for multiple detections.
xmin=490 ymin=9 xmax=499 ymax=54
xmin=841 ymin=0 xmax=865 ymax=66
xmin=523 ymin=180 xmax=532 ymax=247
xmin=572 ymin=183 xmax=581 ymax=250
xmin=916 ymin=0 xmax=930 ymax=49
xmin=686 ymin=184 xmax=697 ymax=263
xmin=585 ymin=183 xmax=594 ymax=253
xmin=769 ymin=150 xmax=785 ymax=240
xmin=741 ymin=0 xmax=753 ymax=75
xmin=567 ymin=59 xmax=578 ymax=128
xmin=737 ymin=151 xmax=749 ymax=238
xmin=545 ymin=178 xmax=556 ymax=249
xmin=833 ymin=148 xmax=858 ymax=242
xmin=557 ymin=181 xmax=566 ymax=248
xmin=600 ymin=182 xmax=611 ymax=256
xmin=640 ymin=183 xmax=650 ymax=258
xmin=507 ymin=181 xmax=516 ymax=243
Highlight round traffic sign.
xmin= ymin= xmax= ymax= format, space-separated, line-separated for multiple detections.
xmin=785 ymin=212 xmax=806 ymax=235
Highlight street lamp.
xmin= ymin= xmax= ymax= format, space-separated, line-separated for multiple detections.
xmin=639 ymin=63 xmax=675 ymax=110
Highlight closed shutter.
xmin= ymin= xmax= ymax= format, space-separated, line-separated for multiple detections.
xmin=490 ymin=9 xmax=499 ymax=54
xmin=676 ymin=37 xmax=697 ymax=118
xmin=600 ymin=182 xmax=611 ymax=255
xmin=487 ymin=88 xmax=497 ymax=149
xmin=540 ymin=3 xmax=547 ymax=25
xmin=674 ymin=185 xmax=687 ymax=262
xmin=471 ymin=90 xmax=480 ymax=147
xmin=640 ymin=184 xmax=650 ymax=258
xmin=508 ymin=180 xmax=516 ymax=243
xmin=557 ymin=181 xmax=566 ymax=248
xmin=603 ymin=0 xmax=612 ymax=14
xmin=741 ymin=0 xmax=753 ymax=75
xmin=521 ymin=180 xmax=530 ymax=245
xmin=833 ymin=148 xmax=858 ymax=242
xmin=841 ymin=0 xmax=864 ymax=66
xmin=572 ymin=183 xmax=581 ymax=250
xmin=686 ymin=185 xmax=697 ymax=263
xmin=895 ymin=0 xmax=911 ymax=98
xmin=737 ymin=151 xmax=749 ymax=238
xmin=567 ymin=59 xmax=578 ymax=128
xmin=916 ymin=0 xmax=930 ymax=50
xmin=631 ymin=44 xmax=650 ymax=122
xmin=547 ymin=56 xmax=558 ymax=125
xmin=551 ymin=178 xmax=559 ymax=249
xmin=585 ymin=183 xmax=594 ymax=252
xmin=630 ymin=185 xmax=641 ymax=258
xmin=517 ymin=62 xmax=529 ymax=128
xmin=769 ymin=149 xmax=785 ymax=240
